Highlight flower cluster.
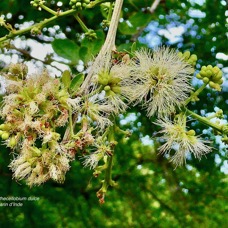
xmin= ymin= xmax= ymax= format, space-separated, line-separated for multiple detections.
xmin=0 ymin=46 xmax=218 ymax=186
xmin=0 ymin=64 xmax=77 ymax=185
xmin=155 ymin=115 xmax=212 ymax=167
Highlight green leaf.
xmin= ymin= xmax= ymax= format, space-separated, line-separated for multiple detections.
xmin=69 ymin=73 xmax=84 ymax=93
xmin=118 ymin=12 xmax=152 ymax=35
xmin=52 ymin=39 xmax=79 ymax=64
xmin=80 ymin=30 xmax=105 ymax=62
xmin=61 ymin=70 xmax=71 ymax=89
xmin=117 ymin=41 xmax=147 ymax=52
xmin=79 ymin=46 xmax=91 ymax=63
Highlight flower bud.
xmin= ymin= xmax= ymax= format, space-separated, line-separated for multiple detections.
xmin=1 ymin=132 xmax=10 ymax=140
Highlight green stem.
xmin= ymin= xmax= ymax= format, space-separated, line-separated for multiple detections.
xmin=185 ymin=83 xmax=208 ymax=105
xmin=183 ymin=107 xmax=223 ymax=133
xmin=107 ymin=3 xmax=113 ymax=21
xmin=0 ymin=9 xmax=76 ymax=43
xmin=74 ymin=14 xmax=89 ymax=33
xmin=40 ymin=3 xmax=57 ymax=15
xmin=87 ymin=0 xmax=113 ymax=8
xmin=0 ymin=0 xmax=107 ymax=43
xmin=68 ymin=109 xmax=74 ymax=138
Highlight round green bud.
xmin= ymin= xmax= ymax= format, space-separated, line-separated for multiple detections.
xmin=177 ymin=52 xmax=183 ymax=58
xmin=190 ymin=54 xmax=197 ymax=61
xmin=206 ymin=70 xmax=212 ymax=77
xmin=216 ymin=71 xmax=223 ymax=78
xmin=105 ymin=90 xmax=115 ymax=97
xmin=200 ymin=70 xmax=207 ymax=77
xmin=196 ymin=73 xmax=202 ymax=79
xmin=207 ymin=65 xmax=213 ymax=70
xmin=201 ymin=66 xmax=207 ymax=71
xmin=183 ymin=51 xmax=191 ymax=60
xmin=212 ymin=73 xmax=222 ymax=82
xmin=111 ymin=86 xmax=121 ymax=94
xmin=212 ymin=66 xmax=220 ymax=74
xmin=217 ymin=79 xmax=223 ymax=85
xmin=203 ymin=77 xmax=209 ymax=84
xmin=1 ymin=132 xmax=10 ymax=140
xmin=187 ymin=130 xmax=196 ymax=136
xmin=0 ymin=124 xmax=5 ymax=130
xmin=109 ymin=77 xmax=121 ymax=85
xmin=76 ymin=2 xmax=81 ymax=7
xmin=9 ymin=136 xmax=17 ymax=147
xmin=98 ymin=72 xmax=110 ymax=85
xmin=104 ymin=85 xmax=111 ymax=91
xmin=209 ymin=81 xmax=215 ymax=88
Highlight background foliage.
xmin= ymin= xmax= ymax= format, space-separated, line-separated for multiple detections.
xmin=0 ymin=0 xmax=227 ymax=227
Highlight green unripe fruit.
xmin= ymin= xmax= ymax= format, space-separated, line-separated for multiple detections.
xmin=183 ymin=51 xmax=191 ymax=60
xmin=196 ymin=73 xmax=202 ymax=79
xmin=203 ymin=77 xmax=209 ymax=84
xmin=1 ymin=132 xmax=10 ymax=140
xmin=104 ymin=85 xmax=111 ymax=91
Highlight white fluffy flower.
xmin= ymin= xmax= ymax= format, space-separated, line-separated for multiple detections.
xmin=130 ymin=47 xmax=194 ymax=117
xmin=91 ymin=53 xmax=135 ymax=113
xmin=156 ymin=115 xmax=212 ymax=166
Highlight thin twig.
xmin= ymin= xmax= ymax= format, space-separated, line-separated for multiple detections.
xmin=149 ymin=0 xmax=161 ymax=13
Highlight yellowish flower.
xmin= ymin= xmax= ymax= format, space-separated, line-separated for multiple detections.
xmin=156 ymin=115 xmax=212 ymax=166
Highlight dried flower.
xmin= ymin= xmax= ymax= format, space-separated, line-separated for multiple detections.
xmin=81 ymin=144 xmax=111 ymax=169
